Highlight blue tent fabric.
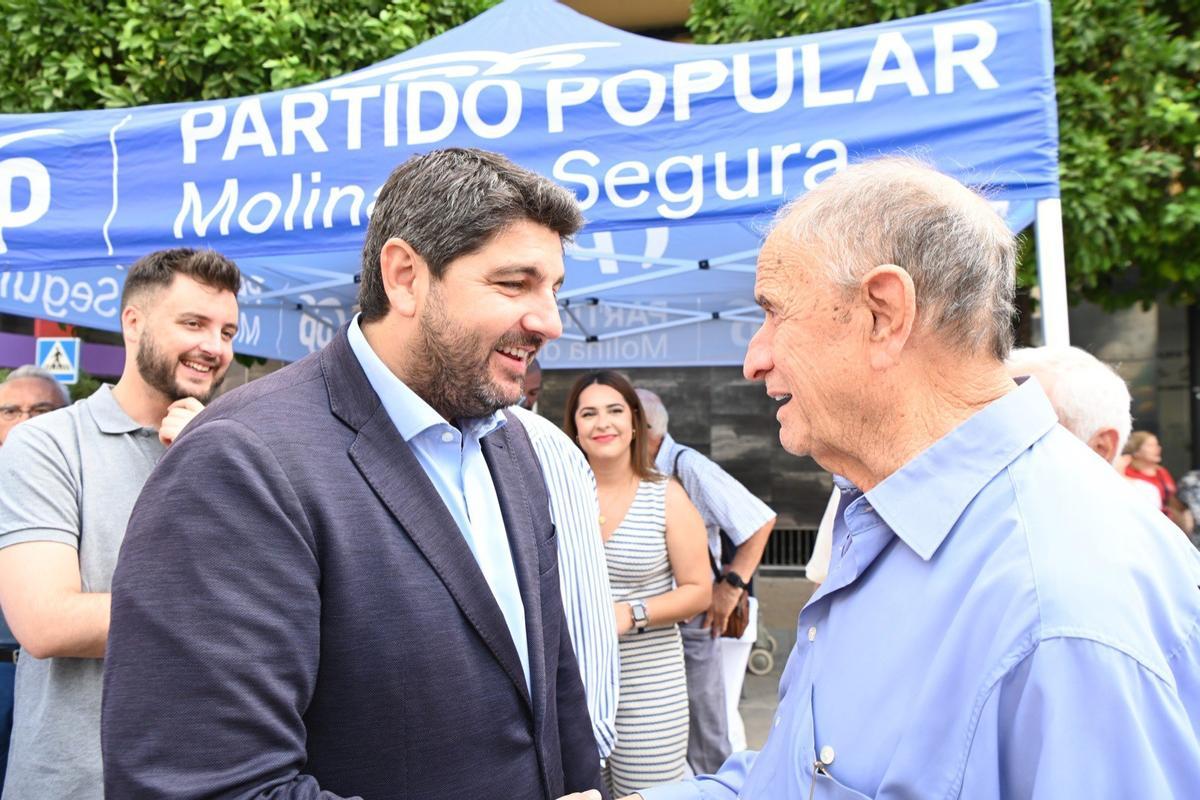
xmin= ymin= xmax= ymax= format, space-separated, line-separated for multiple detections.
xmin=0 ymin=0 xmax=1057 ymax=367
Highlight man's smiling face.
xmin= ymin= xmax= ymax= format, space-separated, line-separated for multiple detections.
xmin=407 ymin=219 xmax=565 ymax=421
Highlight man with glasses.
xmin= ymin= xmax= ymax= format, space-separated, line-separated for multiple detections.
xmin=0 ymin=366 xmax=69 ymax=792
xmin=0 ymin=366 xmax=68 ymax=446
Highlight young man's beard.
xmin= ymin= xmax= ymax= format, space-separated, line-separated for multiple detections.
xmin=407 ymin=285 xmax=539 ymax=421
xmin=136 ymin=331 xmax=225 ymax=404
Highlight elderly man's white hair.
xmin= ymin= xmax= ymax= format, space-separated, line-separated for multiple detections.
xmin=634 ymin=388 xmax=669 ymax=437
xmin=773 ymin=156 xmax=1017 ymax=360
xmin=4 ymin=364 xmax=70 ymax=406
xmin=1005 ymin=346 xmax=1132 ymax=462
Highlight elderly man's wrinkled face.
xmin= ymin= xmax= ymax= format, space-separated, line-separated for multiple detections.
xmin=0 ymin=377 xmax=66 ymax=444
xmin=743 ymin=234 xmax=862 ymax=458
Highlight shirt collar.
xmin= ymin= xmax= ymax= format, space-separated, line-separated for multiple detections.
xmin=87 ymin=384 xmax=147 ymax=435
xmin=655 ymin=432 xmax=679 ymax=473
xmin=864 ymin=376 xmax=1058 ymax=561
xmin=346 ymin=314 xmax=505 ymax=442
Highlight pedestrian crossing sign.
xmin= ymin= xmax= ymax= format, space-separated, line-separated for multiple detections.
xmin=36 ymin=337 xmax=81 ymax=384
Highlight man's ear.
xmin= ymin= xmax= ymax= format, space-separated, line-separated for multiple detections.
xmin=1088 ymin=428 xmax=1121 ymax=465
xmin=379 ymin=237 xmax=426 ymax=318
xmin=120 ymin=304 xmax=143 ymax=346
xmin=860 ymin=264 xmax=916 ymax=369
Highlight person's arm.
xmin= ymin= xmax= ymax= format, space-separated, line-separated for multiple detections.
xmin=615 ymin=480 xmax=710 ymax=635
xmin=0 ymin=422 xmax=108 ymax=659
xmin=706 ymin=516 xmax=775 ymax=635
xmin=959 ymin=636 xmax=1200 ymax=798
xmin=0 ymin=542 xmax=109 ymax=658
xmin=102 ymin=419 xmax=350 ymax=799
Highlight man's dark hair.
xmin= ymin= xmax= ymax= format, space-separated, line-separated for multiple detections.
xmin=120 ymin=248 xmax=242 ymax=311
xmin=358 ymin=148 xmax=584 ymax=322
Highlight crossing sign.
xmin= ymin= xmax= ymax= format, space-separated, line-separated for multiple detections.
xmin=36 ymin=337 xmax=81 ymax=385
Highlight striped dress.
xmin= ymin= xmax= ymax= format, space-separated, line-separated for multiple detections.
xmin=603 ymin=478 xmax=689 ymax=797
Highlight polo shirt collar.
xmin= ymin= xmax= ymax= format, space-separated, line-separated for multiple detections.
xmin=865 ymin=376 xmax=1058 ymax=561
xmin=87 ymin=384 xmax=146 ymax=435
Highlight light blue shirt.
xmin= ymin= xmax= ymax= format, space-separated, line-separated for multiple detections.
xmin=509 ymin=406 xmax=619 ymax=758
xmin=644 ymin=378 xmax=1200 ymax=799
xmin=347 ymin=316 xmax=529 ymax=691
xmin=655 ymin=433 xmax=775 ymax=560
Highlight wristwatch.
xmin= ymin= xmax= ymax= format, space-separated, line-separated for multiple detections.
xmin=721 ymin=570 xmax=748 ymax=591
xmin=629 ymin=599 xmax=648 ymax=633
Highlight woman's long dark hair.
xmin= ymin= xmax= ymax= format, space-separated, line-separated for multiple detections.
xmin=563 ymin=370 xmax=662 ymax=481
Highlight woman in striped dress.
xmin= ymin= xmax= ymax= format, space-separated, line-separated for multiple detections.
xmin=565 ymin=371 xmax=710 ymax=797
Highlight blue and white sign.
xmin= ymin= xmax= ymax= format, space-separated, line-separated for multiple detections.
xmin=36 ymin=336 xmax=81 ymax=384
xmin=0 ymin=0 xmax=1059 ymax=367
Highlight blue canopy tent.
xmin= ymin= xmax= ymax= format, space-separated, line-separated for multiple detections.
xmin=0 ymin=0 xmax=1062 ymax=368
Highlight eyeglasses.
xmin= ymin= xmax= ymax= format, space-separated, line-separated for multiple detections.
xmin=0 ymin=403 xmax=59 ymax=422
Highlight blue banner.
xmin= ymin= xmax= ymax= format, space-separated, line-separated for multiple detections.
xmin=0 ymin=0 xmax=1058 ymax=367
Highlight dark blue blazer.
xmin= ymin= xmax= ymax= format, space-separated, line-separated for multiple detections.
xmin=102 ymin=329 xmax=604 ymax=799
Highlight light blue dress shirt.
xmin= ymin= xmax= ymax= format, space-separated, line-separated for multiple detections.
xmin=655 ymin=433 xmax=775 ymax=560
xmin=644 ymin=378 xmax=1200 ymax=799
xmin=347 ymin=316 xmax=530 ymax=691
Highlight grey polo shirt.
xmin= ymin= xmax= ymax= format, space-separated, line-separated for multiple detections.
xmin=0 ymin=385 xmax=164 ymax=800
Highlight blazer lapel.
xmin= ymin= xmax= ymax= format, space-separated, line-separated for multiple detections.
xmin=482 ymin=423 xmax=547 ymax=728
xmin=323 ymin=329 xmax=532 ymax=710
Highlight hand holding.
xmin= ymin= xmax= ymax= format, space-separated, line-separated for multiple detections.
xmin=554 ymin=791 xmax=602 ymax=800
xmin=704 ymin=581 xmax=744 ymax=639
xmin=159 ymin=397 xmax=205 ymax=446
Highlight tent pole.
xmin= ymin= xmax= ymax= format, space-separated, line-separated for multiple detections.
xmin=1034 ymin=197 xmax=1070 ymax=346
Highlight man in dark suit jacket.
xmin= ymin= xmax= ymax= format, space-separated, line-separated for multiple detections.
xmin=101 ymin=148 xmax=607 ymax=799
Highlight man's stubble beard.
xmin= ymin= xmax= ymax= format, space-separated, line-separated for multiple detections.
xmin=136 ymin=328 xmax=226 ymax=405
xmin=407 ymin=284 xmax=535 ymax=421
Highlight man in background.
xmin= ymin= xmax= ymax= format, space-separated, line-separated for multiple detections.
xmin=0 ymin=249 xmax=239 ymax=799
xmin=636 ymin=388 xmax=775 ymax=774
xmin=521 ymin=357 xmax=544 ymax=412
xmin=0 ymin=366 xmax=70 ymax=790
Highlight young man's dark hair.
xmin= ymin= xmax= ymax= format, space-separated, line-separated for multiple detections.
xmin=357 ymin=147 xmax=584 ymax=322
xmin=120 ymin=248 xmax=242 ymax=310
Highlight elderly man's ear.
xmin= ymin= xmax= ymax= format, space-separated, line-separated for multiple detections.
xmin=1088 ymin=428 xmax=1121 ymax=465
xmin=860 ymin=264 xmax=916 ymax=370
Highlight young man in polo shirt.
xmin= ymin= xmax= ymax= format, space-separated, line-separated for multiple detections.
xmin=0 ymin=248 xmax=240 ymax=799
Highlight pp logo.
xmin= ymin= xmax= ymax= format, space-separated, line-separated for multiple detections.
xmin=0 ymin=128 xmax=62 ymax=255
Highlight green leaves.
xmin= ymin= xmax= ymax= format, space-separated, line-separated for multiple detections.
xmin=688 ymin=0 xmax=1200 ymax=308
xmin=0 ymin=0 xmax=498 ymax=111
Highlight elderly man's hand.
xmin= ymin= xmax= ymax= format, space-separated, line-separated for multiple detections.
xmin=554 ymin=793 xmax=643 ymax=800
xmin=704 ymin=580 xmax=745 ymax=638
xmin=159 ymin=397 xmax=205 ymax=446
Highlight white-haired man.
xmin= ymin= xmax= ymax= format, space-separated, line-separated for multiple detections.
xmin=596 ymin=158 xmax=1200 ymax=800
xmin=635 ymin=388 xmax=775 ymax=774
xmin=809 ymin=344 xmax=1139 ymax=582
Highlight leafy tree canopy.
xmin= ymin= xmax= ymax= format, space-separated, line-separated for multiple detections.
xmin=688 ymin=0 xmax=1200 ymax=308
xmin=0 ymin=0 xmax=496 ymax=110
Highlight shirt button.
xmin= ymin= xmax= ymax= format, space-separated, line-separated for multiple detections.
xmin=819 ymin=745 xmax=836 ymax=765
xmin=441 ymin=431 xmax=454 ymax=443
xmin=807 ymin=626 xmax=817 ymax=642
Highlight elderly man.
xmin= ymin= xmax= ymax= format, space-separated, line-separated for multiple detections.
xmin=635 ymin=388 xmax=774 ymax=772
xmin=0 ymin=366 xmax=70 ymax=789
xmin=102 ymin=149 xmax=605 ymax=799
xmin=808 ymin=343 xmax=1140 ymax=583
xmin=0 ymin=366 xmax=69 ymax=446
xmin=611 ymin=158 xmax=1200 ymax=800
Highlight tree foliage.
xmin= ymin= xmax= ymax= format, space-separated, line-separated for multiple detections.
xmin=688 ymin=0 xmax=1200 ymax=308
xmin=0 ymin=0 xmax=497 ymax=111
